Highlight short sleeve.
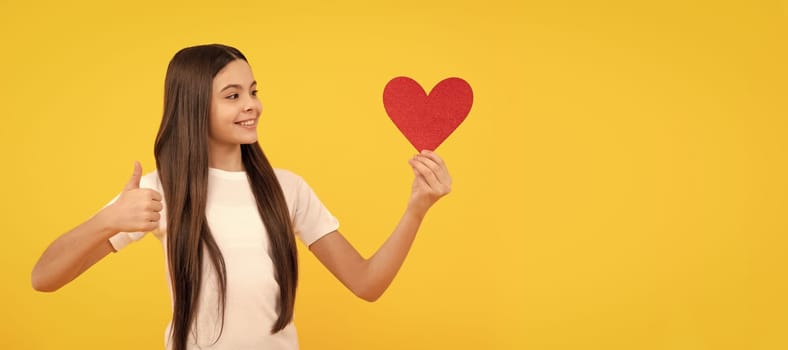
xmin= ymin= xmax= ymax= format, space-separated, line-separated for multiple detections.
xmin=287 ymin=173 xmax=339 ymax=247
xmin=106 ymin=171 xmax=164 ymax=252
xmin=108 ymin=230 xmax=147 ymax=252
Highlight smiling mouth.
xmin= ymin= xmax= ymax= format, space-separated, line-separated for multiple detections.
xmin=236 ymin=119 xmax=256 ymax=126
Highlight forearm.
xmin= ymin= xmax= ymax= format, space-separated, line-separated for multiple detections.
xmin=360 ymin=206 xmax=426 ymax=301
xmin=311 ymin=151 xmax=451 ymax=301
xmin=31 ymin=211 xmax=118 ymax=292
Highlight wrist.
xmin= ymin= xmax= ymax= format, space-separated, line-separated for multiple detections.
xmin=92 ymin=206 xmax=119 ymax=238
xmin=405 ymin=201 xmax=430 ymax=220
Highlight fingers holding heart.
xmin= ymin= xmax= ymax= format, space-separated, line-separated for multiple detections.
xmin=409 ymin=152 xmax=452 ymax=197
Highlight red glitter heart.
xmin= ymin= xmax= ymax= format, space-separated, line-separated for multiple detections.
xmin=383 ymin=77 xmax=473 ymax=151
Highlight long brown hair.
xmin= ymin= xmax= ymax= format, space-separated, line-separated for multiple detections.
xmin=153 ymin=44 xmax=298 ymax=350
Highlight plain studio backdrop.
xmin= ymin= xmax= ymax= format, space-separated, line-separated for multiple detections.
xmin=1 ymin=1 xmax=786 ymax=349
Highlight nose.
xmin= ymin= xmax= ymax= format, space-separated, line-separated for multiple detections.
xmin=244 ymin=95 xmax=262 ymax=114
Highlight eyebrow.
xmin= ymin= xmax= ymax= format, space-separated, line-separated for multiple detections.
xmin=219 ymin=81 xmax=257 ymax=92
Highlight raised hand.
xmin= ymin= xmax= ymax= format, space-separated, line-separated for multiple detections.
xmin=407 ymin=150 xmax=452 ymax=215
xmin=103 ymin=161 xmax=163 ymax=233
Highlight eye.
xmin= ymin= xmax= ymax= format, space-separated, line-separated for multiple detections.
xmin=226 ymin=93 xmax=239 ymax=100
xmin=251 ymin=90 xmax=259 ymax=97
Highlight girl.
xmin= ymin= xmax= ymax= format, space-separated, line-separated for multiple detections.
xmin=31 ymin=44 xmax=452 ymax=349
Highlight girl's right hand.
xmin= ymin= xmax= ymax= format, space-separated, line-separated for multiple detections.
xmin=100 ymin=161 xmax=163 ymax=233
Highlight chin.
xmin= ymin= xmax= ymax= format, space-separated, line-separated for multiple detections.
xmin=241 ymin=137 xmax=259 ymax=145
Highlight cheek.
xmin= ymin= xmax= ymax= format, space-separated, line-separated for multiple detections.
xmin=208 ymin=105 xmax=232 ymax=136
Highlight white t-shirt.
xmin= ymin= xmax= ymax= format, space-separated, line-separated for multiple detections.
xmin=108 ymin=168 xmax=339 ymax=349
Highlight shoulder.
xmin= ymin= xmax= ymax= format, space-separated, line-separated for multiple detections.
xmin=273 ymin=168 xmax=304 ymax=188
xmin=139 ymin=170 xmax=163 ymax=192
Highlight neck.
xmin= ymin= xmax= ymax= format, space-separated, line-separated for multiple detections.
xmin=209 ymin=142 xmax=244 ymax=171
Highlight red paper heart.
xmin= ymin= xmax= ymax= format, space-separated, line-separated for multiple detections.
xmin=383 ymin=76 xmax=473 ymax=151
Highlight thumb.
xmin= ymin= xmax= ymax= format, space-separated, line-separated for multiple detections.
xmin=124 ymin=161 xmax=142 ymax=191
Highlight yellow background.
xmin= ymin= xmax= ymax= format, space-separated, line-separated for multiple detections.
xmin=2 ymin=0 xmax=786 ymax=349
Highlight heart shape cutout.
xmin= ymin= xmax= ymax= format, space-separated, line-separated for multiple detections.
xmin=383 ymin=76 xmax=473 ymax=151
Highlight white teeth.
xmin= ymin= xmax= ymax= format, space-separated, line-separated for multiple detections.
xmin=237 ymin=120 xmax=255 ymax=126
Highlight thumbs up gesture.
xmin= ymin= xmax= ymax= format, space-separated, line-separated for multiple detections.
xmin=104 ymin=161 xmax=163 ymax=233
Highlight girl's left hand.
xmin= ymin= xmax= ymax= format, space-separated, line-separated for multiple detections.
xmin=407 ymin=150 xmax=452 ymax=215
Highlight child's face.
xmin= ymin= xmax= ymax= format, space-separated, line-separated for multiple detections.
xmin=208 ymin=59 xmax=262 ymax=151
